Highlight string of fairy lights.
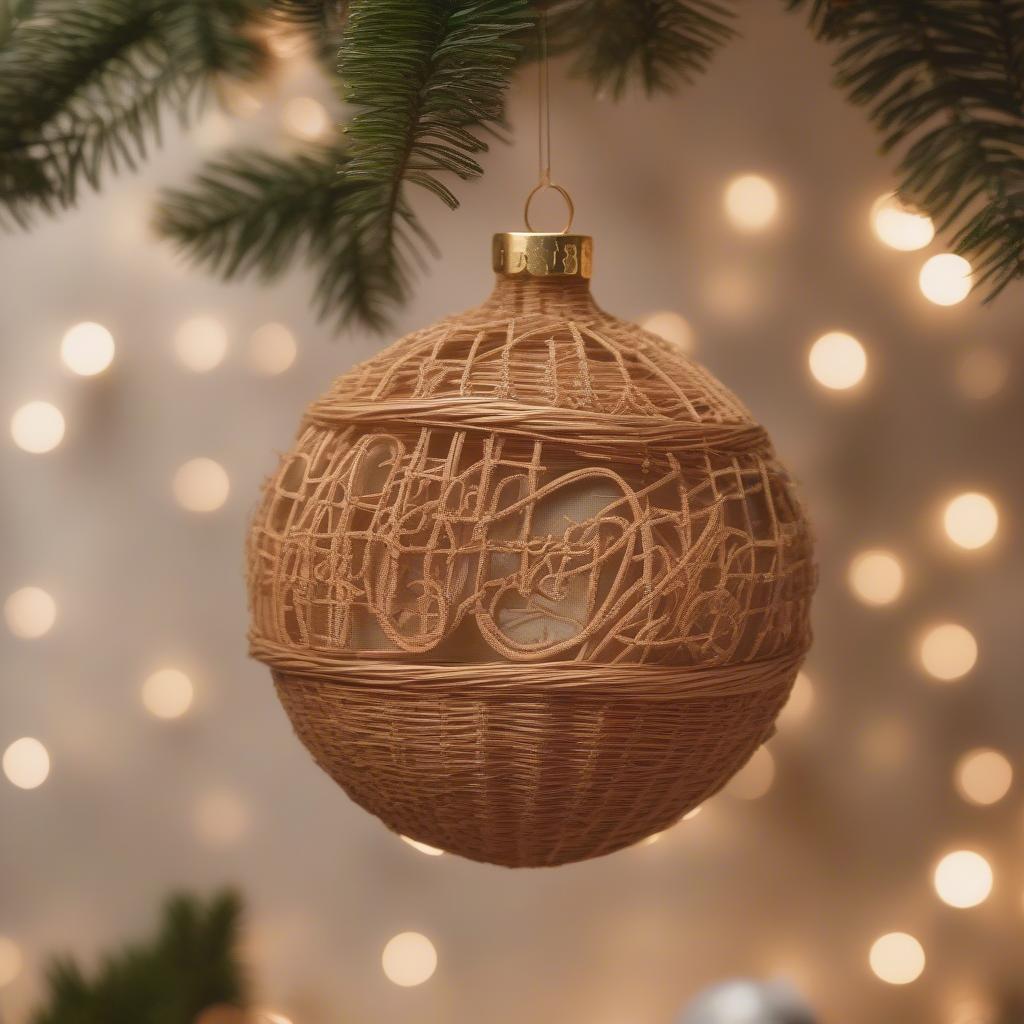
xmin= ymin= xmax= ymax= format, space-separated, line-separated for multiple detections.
xmin=0 ymin=38 xmax=1016 ymax=1018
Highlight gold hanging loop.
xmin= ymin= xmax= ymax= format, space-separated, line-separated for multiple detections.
xmin=522 ymin=8 xmax=576 ymax=235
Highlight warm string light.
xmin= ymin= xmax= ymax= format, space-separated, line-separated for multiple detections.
xmin=942 ymin=492 xmax=998 ymax=550
xmin=174 ymin=316 xmax=228 ymax=373
xmin=10 ymin=400 xmax=65 ymax=453
xmin=808 ymin=331 xmax=867 ymax=391
xmin=724 ymin=747 xmax=775 ymax=800
xmin=381 ymin=932 xmax=437 ymax=987
xmin=919 ymin=254 xmax=973 ymax=306
xmin=780 ymin=670 xmax=814 ymax=724
xmin=870 ymin=193 xmax=934 ymax=251
xmin=4 ymin=586 xmax=57 ymax=639
xmin=282 ymin=96 xmax=330 ymax=140
xmin=173 ymin=458 xmax=230 ymax=513
xmin=954 ymin=749 xmax=1013 ymax=806
xmin=400 ymin=836 xmax=444 ymax=857
xmin=956 ymin=348 xmax=1008 ymax=400
xmin=640 ymin=311 xmax=695 ymax=353
xmin=141 ymin=668 xmax=194 ymax=720
xmin=248 ymin=323 xmax=297 ymax=376
xmin=933 ymin=850 xmax=994 ymax=909
xmin=723 ymin=174 xmax=779 ymax=232
xmin=61 ymin=321 xmax=115 ymax=376
xmin=918 ymin=623 xmax=978 ymax=682
xmin=869 ymin=932 xmax=926 ymax=985
xmin=847 ymin=550 xmax=904 ymax=606
xmin=3 ymin=737 xmax=51 ymax=790
xmin=0 ymin=936 xmax=23 ymax=988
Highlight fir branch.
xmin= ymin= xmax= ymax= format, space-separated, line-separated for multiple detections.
xmin=155 ymin=144 xmax=404 ymax=329
xmin=790 ymin=0 xmax=1024 ymax=299
xmin=159 ymin=0 xmax=531 ymax=330
xmin=270 ymin=0 xmax=348 ymax=65
xmin=336 ymin=0 xmax=531 ymax=293
xmin=0 ymin=0 xmax=266 ymax=228
xmin=544 ymin=0 xmax=737 ymax=99
xmin=31 ymin=890 xmax=247 ymax=1024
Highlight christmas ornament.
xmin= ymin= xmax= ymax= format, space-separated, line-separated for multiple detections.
xmin=677 ymin=979 xmax=818 ymax=1024
xmin=247 ymin=225 xmax=815 ymax=867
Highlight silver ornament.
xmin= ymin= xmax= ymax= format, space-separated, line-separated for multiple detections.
xmin=677 ymin=979 xmax=818 ymax=1024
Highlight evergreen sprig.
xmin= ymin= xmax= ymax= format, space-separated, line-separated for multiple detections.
xmin=0 ymin=0 xmax=266 ymax=228
xmin=31 ymin=890 xmax=248 ymax=1024
xmin=271 ymin=0 xmax=348 ymax=65
xmin=159 ymin=0 xmax=531 ymax=328
xmin=548 ymin=0 xmax=736 ymax=98
xmin=156 ymin=144 xmax=405 ymax=328
xmin=790 ymin=0 xmax=1024 ymax=299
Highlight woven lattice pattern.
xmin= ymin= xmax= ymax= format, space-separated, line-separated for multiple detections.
xmin=248 ymin=272 xmax=815 ymax=866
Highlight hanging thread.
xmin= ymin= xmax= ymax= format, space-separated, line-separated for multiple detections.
xmin=524 ymin=9 xmax=574 ymax=234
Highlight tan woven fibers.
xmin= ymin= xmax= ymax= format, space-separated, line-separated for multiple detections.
xmin=247 ymin=270 xmax=815 ymax=867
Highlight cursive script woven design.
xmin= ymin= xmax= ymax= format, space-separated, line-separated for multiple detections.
xmin=248 ymin=273 xmax=814 ymax=866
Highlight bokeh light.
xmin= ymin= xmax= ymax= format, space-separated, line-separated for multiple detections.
xmin=61 ymin=321 xmax=115 ymax=376
xmin=3 ymin=737 xmax=51 ymax=790
xmin=141 ymin=668 xmax=194 ymax=720
xmin=781 ymin=670 xmax=814 ymax=723
xmin=247 ymin=322 xmax=297 ymax=376
xmin=723 ymin=174 xmax=779 ymax=231
xmin=919 ymin=254 xmax=973 ymax=306
xmin=173 ymin=316 xmax=228 ymax=372
xmin=4 ymin=586 xmax=57 ymax=639
xmin=848 ymin=549 xmax=904 ymax=606
xmin=918 ymin=623 xmax=977 ymax=681
xmin=381 ymin=932 xmax=437 ymax=987
xmin=942 ymin=492 xmax=998 ymax=550
xmin=283 ymin=96 xmax=330 ymax=140
xmin=870 ymin=192 xmax=935 ymax=251
xmin=724 ymin=746 xmax=775 ymax=800
xmin=173 ymin=458 xmax=230 ymax=513
xmin=194 ymin=788 xmax=251 ymax=846
xmin=220 ymin=81 xmax=262 ymax=118
xmin=0 ymin=936 xmax=23 ymax=988
xmin=808 ymin=331 xmax=867 ymax=390
xmin=955 ymin=749 xmax=1012 ymax=806
xmin=640 ymin=311 xmax=695 ymax=353
xmin=869 ymin=932 xmax=925 ymax=985
xmin=401 ymin=836 xmax=444 ymax=856
xmin=10 ymin=400 xmax=65 ymax=453
xmin=956 ymin=347 xmax=1008 ymax=400
xmin=933 ymin=850 xmax=993 ymax=908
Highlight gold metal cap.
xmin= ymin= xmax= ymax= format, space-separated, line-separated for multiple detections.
xmin=492 ymin=232 xmax=593 ymax=279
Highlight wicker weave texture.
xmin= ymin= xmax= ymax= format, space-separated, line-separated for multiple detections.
xmin=248 ymin=273 xmax=815 ymax=866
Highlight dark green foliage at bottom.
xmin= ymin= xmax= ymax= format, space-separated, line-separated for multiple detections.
xmin=30 ymin=891 xmax=248 ymax=1024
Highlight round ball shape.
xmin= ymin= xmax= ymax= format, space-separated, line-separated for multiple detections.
xmin=677 ymin=978 xmax=819 ymax=1024
xmin=248 ymin=248 xmax=814 ymax=867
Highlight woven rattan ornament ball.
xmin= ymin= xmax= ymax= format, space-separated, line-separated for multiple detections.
xmin=248 ymin=231 xmax=815 ymax=867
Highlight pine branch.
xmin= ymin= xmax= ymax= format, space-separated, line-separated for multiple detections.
xmin=543 ymin=0 xmax=736 ymax=98
xmin=270 ymin=0 xmax=348 ymax=65
xmin=0 ymin=0 xmax=266 ymax=229
xmin=790 ymin=0 xmax=1024 ymax=299
xmin=338 ymin=0 xmax=531 ymax=265
xmin=158 ymin=0 xmax=531 ymax=330
xmin=155 ymin=144 xmax=404 ymax=329
xmin=31 ymin=890 xmax=247 ymax=1024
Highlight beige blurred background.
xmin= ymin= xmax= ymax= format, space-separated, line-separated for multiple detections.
xmin=1 ymin=3 xmax=1022 ymax=1023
